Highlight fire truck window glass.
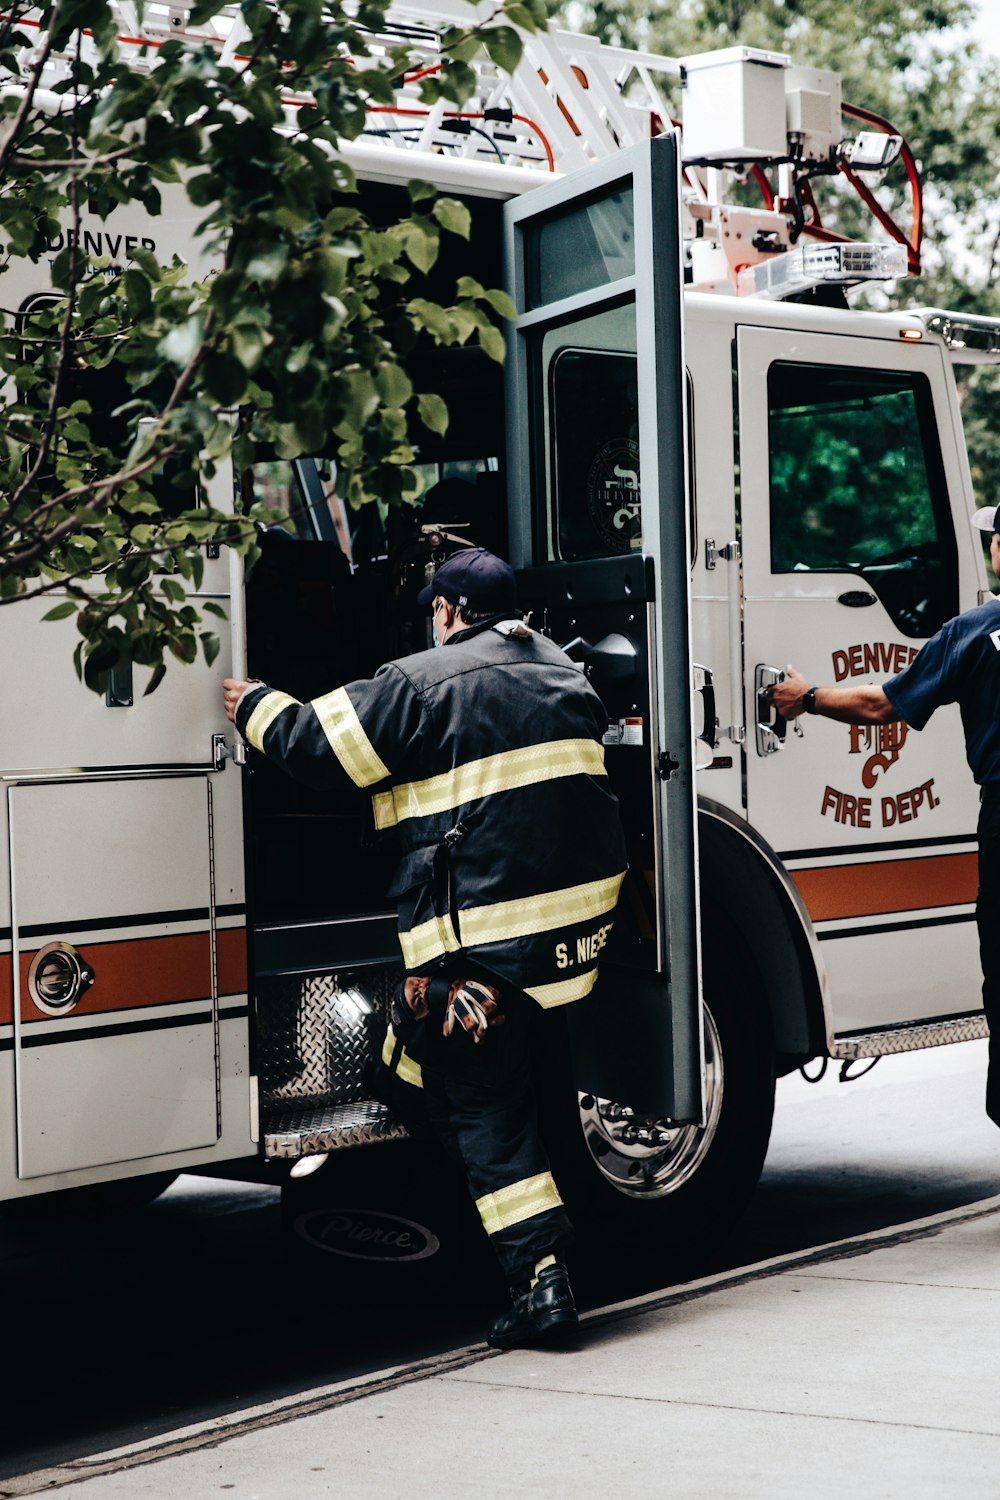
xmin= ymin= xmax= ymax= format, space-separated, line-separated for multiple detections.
xmin=250 ymin=459 xmax=354 ymax=554
xmin=524 ymin=186 xmax=635 ymax=311
xmin=550 ymin=350 xmax=641 ymax=560
xmin=958 ymin=363 xmax=1000 ymax=593
xmin=768 ymin=362 xmax=957 ymax=638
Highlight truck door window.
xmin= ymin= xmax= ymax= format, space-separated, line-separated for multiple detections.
xmin=551 ymin=349 xmax=641 ymax=560
xmin=768 ymin=361 xmax=957 ymax=637
xmin=548 ymin=350 xmax=696 ymax=564
xmin=525 ymin=185 xmax=635 ymax=310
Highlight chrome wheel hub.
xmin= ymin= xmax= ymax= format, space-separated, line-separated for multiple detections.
xmin=578 ymin=1004 xmax=724 ymax=1199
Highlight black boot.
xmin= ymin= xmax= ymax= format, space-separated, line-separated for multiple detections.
xmin=486 ymin=1263 xmax=579 ymax=1350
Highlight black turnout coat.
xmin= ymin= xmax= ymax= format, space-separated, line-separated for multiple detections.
xmin=235 ymin=616 xmax=627 ymax=1007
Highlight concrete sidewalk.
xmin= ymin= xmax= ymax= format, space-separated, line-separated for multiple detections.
xmin=23 ymin=1196 xmax=1000 ymax=1500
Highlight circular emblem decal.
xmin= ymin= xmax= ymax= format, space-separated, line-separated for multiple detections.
xmin=293 ymin=1207 xmax=441 ymax=1262
xmin=586 ymin=437 xmax=641 ymax=553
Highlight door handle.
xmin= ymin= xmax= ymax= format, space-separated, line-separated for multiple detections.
xmin=754 ymin=664 xmax=787 ymax=756
xmin=693 ymin=664 xmax=717 ymax=769
xmin=212 ymin=733 xmax=247 ymax=770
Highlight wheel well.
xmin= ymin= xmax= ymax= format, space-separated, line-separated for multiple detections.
xmin=698 ymin=806 xmax=827 ymax=1068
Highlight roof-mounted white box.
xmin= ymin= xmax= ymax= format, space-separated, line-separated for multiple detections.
xmin=785 ymin=65 xmax=842 ymax=163
xmin=681 ymin=46 xmax=790 ymax=162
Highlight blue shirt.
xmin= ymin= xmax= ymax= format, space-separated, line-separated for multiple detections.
xmin=884 ymin=598 xmax=1000 ymax=785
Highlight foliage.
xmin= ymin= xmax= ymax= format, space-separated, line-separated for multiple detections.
xmin=567 ymin=0 xmax=1000 ymax=511
xmin=0 ymin=0 xmax=538 ymax=690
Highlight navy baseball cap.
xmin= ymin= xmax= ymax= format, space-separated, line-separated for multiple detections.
xmin=417 ymin=547 xmax=518 ymax=611
xmin=972 ymin=505 xmax=1000 ymax=535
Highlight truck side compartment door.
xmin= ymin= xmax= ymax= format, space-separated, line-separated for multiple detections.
xmin=7 ymin=772 xmax=247 ymax=1181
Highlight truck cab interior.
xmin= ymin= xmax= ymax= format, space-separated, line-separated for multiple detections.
xmin=239 ymin=187 xmax=509 ymax=1125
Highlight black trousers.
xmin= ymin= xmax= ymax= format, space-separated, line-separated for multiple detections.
xmin=381 ymin=981 xmax=573 ymax=1286
xmin=978 ymin=793 xmax=1000 ymax=1127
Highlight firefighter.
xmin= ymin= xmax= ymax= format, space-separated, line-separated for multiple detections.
xmin=223 ymin=547 xmax=627 ymax=1348
xmin=770 ymin=505 xmax=1000 ymax=1128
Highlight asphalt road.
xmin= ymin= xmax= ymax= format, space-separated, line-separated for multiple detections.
xmin=1 ymin=1041 xmax=998 ymax=1485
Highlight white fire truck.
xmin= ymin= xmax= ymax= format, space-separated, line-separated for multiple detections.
xmin=2 ymin=3 xmax=996 ymax=1271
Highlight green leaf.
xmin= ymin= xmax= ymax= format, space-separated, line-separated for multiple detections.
xmin=143 ymin=662 xmax=167 ymax=696
xmin=481 ymin=288 xmax=517 ymax=320
xmin=200 ymin=631 xmax=221 ymax=667
xmin=375 ymin=363 xmax=413 ymax=407
xmin=432 ymin=198 xmax=472 ymax=239
xmin=417 ymin=391 xmax=449 ymax=436
xmin=124 ymin=270 xmax=152 ymax=317
xmin=407 ymin=297 xmax=456 ymax=343
xmin=400 ymin=219 xmax=440 ymax=275
xmin=159 ymin=315 xmax=205 ymax=369
xmin=203 ymin=352 xmax=249 ymax=406
xmin=482 ymin=25 xmax=523 ymax=73
xmin=477 ymin=322 xmax=507 ymax=363
xmin=41 ymin=600 xmax=78 ymax=621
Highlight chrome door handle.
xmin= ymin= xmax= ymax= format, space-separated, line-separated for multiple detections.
xmin=754 ymin=664 xmax=787 ymax=756
xmin=693 ymin=663 xmax=717 ymax=769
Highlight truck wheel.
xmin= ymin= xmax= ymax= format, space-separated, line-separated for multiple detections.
xmin=542 ymin=946 xmax=775 ymax=1294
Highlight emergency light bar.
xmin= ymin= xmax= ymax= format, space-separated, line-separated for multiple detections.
xmin=737 ymin=241 xmax=908 ymax=299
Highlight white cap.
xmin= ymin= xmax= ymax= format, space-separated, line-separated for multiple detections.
xmin=972 ymin=505 xmax=1000 ymax=533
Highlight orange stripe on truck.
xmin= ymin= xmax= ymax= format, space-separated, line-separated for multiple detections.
xmin=791 ymin=852 xmax=978 ymax=923
xmin=217 ymin=926 xmax=249 ymax=997
xmin=17 ymin=927 xmax=248 ymax=1022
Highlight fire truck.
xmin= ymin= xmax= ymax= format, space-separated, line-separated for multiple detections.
xmin=2 ymin=2 xmax=996 ymax=1274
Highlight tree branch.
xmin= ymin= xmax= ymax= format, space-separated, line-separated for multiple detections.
xmin=0 ymin=1 xmax=61 ymax=178
xmin=6 ymin=107 xmax=86 ymax=520
xmin=7 ymin=146 xmax=137 ymax=169
xmin=0 ymin=516 xmax=262 ymax=605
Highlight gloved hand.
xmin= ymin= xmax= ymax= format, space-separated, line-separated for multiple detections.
xmin=443 ymin=979 xmax=504 ymax=1044
xmin=390 ymin=975 xmax=433 ymax=1031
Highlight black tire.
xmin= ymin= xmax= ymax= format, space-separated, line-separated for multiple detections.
xmin=540 ymin=926 xmax=775 ymax=1296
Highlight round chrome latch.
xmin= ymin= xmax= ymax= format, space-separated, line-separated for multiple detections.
xmin=27 ymin=942 xmax=95 ymax=1016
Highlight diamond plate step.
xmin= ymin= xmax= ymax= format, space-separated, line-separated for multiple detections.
xmin=264 ymin=1099 xmax=408 ymax=1158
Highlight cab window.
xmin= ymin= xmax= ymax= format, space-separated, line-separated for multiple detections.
xmin=548 ymin=350 xmax=695 ymax=563
xmin=768 ymin=362 xmax=957 ymax=637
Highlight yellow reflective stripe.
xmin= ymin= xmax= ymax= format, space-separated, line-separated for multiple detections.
xmin=372 ymin=739 xmax=607 ymax=832
xmin=525 ymin=967 xmax=601 ymax=1009
xmin=461 ymin=871 xmax=625 ymax=950
xmin=476 ymin=1172 xmax=563 ymax=1236
xmin=381 ymin=1025 xmax=423 ymax=1089
xmin=312 ymin=687 xmax=390 ymax=788
xmin=371 ymin=790 xmax=395 ymax=829
xmin=245 ymin=691 xmax=301 ymax=752
xmin=398 ymin=912 xmax=462 ymax=970
xmin=396 ymin=871 xmax=623 ymax=972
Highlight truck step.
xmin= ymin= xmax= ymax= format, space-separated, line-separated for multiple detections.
xmin=264 ymin=1099 xmax=407 ymax=1159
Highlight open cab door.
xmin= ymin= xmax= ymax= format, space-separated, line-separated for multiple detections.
xmin=503 ymin=135 xmax=702 ymax=1125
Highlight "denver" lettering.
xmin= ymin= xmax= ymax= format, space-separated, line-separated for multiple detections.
xmin=46 ymin=230 xmax=157 ymax=258
xmin=832 ymin=642 xmax=919 ymax=681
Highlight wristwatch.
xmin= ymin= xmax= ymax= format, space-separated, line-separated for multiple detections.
xmin=802 ymin=686 xmax=819 ymax=715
